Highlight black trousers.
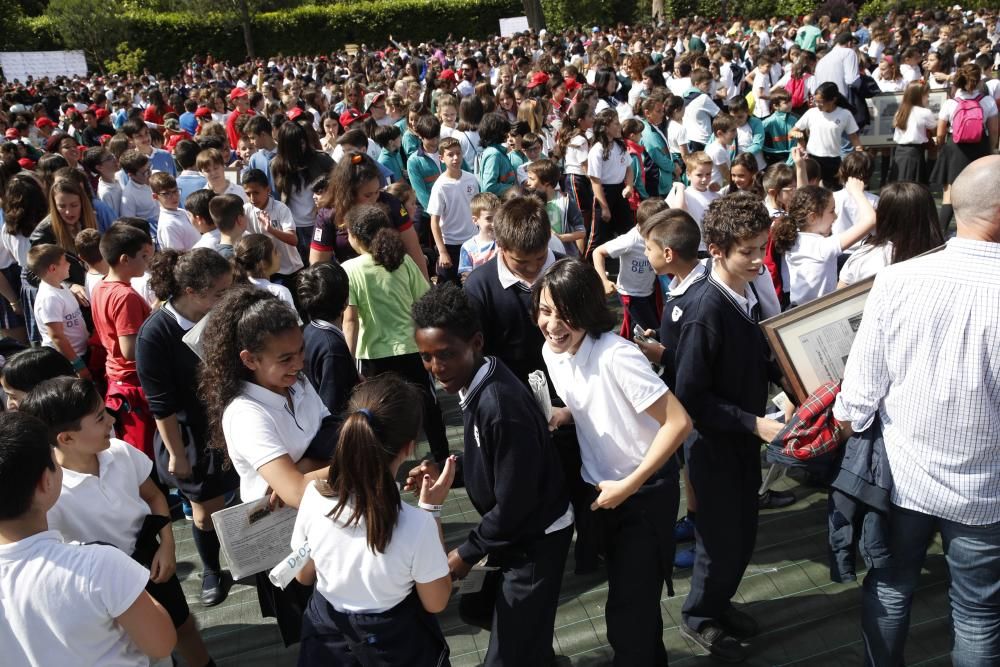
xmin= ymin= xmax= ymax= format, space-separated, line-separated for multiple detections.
xmin=588 ymin=182 xmax=630 ymax=258
xmin=587 ymin=469 xmax=679 ymax=666
xmin=435 ymin=243 xmax=462 ymax=286
xmin=479 ymin=524 xmax=573 ymax=666
xmin=359 ymin=354 xmax=449 ymax=462
xmin=682 ymin=435 xmax=761 ymax=631
xmin=298 ymin=590 xmax=450 ymax=666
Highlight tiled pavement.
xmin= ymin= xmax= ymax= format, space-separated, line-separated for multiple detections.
xmin=170 ymin=391 xmax=952 ymax=667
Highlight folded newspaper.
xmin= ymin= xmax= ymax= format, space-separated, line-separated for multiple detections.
xmin=211 ymin=497 xmax=298 ymax=580
xmin=528 ymin=370 xmax=552 ymax=422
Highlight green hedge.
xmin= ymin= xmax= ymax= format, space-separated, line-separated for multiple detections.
xmin=9 ymin=0 xmax=522 ymax=75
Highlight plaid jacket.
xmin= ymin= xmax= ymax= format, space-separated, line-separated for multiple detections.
xmin=775 ymin=381 xmax=843 ymax=460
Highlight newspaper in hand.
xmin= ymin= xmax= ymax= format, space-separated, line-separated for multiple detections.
xmin=210 ymin=498 xmax=298 ymax=580
xmin=528 ymin=370 xmax=552 ymax=422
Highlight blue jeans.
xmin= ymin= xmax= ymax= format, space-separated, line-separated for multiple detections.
xmin=862 ymin=504 xmax=1000 ymax=667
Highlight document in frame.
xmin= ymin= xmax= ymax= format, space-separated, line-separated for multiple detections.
xmin=211 ymin=498 xmax=298 ymax=580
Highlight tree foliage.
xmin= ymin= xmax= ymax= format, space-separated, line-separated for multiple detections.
xmin=105 ymin=42 xmax=148 ymax=77
xmin=45 ymin=0 xmax=125 ymax=71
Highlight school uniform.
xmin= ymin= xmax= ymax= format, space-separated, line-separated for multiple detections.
xmin=682 ymin=92 xmax=720 ymax=149
xmin=704 ymin=140 xmax=731 ymax=189
xmin=888 ymin=106 xmax=935 ymax=183
xmin=586 ymin=141 xmax=631 ymax=256
xmin=457 ymin=356 xmax=573 ymax=666
xmin=303 ymin=319 xmax=359 ymax=422
xmin=544 ymin=332 xmax=678 ymax=665
xmin=931 ymin=91 xmax=999 ymax=187
xmin=34 ymin=281 xmax=89 ymax=357
xmin=476 ymin=143 xmax=517 ymax=197
xmin=176 ymin=170 xmax=208 ymax=207
xmin=794 ymin=107 xmax=859 ymax=186
xmin=137 ymin=303 xmax=239 ymax=502
xmin=684 ymin=188 xmax=720 ymax=252
xmin=544 ymin=194 xmax=586 ymax=258
xmin=785 ymin=232 xmax=844 ymax=305
xmin=97 ymin=178 xmax=123 ymax=217
xmin=119 ymin=179 xmax=160 ymax=234
xmin=244 ymin=197 xmax=304 ymax=276
xmin=673 ymin=273 xmax=781 ymax=634
xmin=156 ymin=207 xmax=201 ymax=251
xmin=222 ymin=376 xmax=331 ymax=644
xmin=562 ymin=135 xmax=593 ymax=232
xmin=601 ymin=226 xmax=659 ymax=335
xmin=0 ymin=532 xmax=151 ymax=667
xmin=640 ymin=119 xmax=676 ymax=196
xmin=832 ymin=188 xmax=879 ymax=252
xmin=47 ymin=438 xmax=192 ymax=629
xmin=293 ymin=482 xmax=451 ymax=666
xmin=426 ymin=170 xmax=480 ymax=285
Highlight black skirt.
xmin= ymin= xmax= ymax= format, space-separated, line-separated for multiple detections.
xmin=154 ymin=422 xmax=239 ymax=503
xmin=931 ymin=135 xmax=991 ymax=186
xmin=888 ymin=144 xmax=927 ymax=184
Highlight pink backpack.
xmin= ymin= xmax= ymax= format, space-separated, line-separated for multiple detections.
xmin=951 ymin=94 xmax=985 ymax=144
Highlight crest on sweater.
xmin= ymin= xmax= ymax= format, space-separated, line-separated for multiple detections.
xmin=672 ymin=306 xmax=684 ymax=322
xmin=473 ymin=425 xmax=481 ymax=447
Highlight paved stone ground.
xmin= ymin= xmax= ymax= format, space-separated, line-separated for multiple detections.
xmin=167 ymin=390 xmax=953 ymax=667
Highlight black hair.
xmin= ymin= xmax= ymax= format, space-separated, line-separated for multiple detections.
xmin=532 ymin=258 xmax=617 ymax=337
xmin=234 ymin=233 xmax=276 ymax=280
xmin=20 ymin=377 xmax=105 ymax=445
xmin=414 ymin=114 xmax=441 ymax=140
xmin=493 ymin=195 xmax=551 ymax=253
xmin=0 ymin=347 xmax=74 ymax=393
xmin=148 ymin=247 xmax=232 ymax=302
xmin=0 ymin=412 xmax=56 ymax=521
xmin=639 ymin=209 xmax=701 ymax=262
xmin=320 ymin=374 xmax=423 ymax=554
xmin=242 ymin=168 xmax=270 ymax=188
xmin=199 ymin=287 xmax=301 ymax=453
xmin=185 ymin=189 xmax=216 ymax=221
xmin=346 ymin=204 xmax=405 ymax=272
xmin=371 ymin=124 xmax=401 ymax=148
xmin=411 ymin=283 xmax=482 ymax=341
xmin=294 ymin=261 xmax=350 ymax=323
xmin=174 ymin=140 xmax=201 ymax=170
xmin=478 ymin=112 xmax=510 ymax=147
xmin=99 ymin=221 xmax=152 ymax=265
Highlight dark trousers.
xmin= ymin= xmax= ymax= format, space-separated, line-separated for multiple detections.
xmin=298 ymin=590 xmax=450 ymax=666
xmin=482 ymin=524 xmax=573 ymax=666
xmin=809 ymin=154 xmax=842 ymax=190
xmin=688 ymin=141 xmax=706 ymax=152
xmin=589 ymin=469 xmax=679 ymax=666
xmin=682 ymin=435 xmax=761 ymax=631
xmin=619 ymin=293 xmax=661 ymax=339
xmin=564 ymin=174 xmax=592 ymax=253
xmin=435 ymin=243 xmax=462 ymax=286
xmin=295 ymin=226 xmax=313 ymax=266
xmin=588 ymin=182 xmax=630 ymax=258
xmin=359 ymin=354 xmax=449 ymax=462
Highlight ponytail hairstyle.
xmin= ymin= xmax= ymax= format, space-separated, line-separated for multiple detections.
xmin=198 ymin=287 xmax=301 ymax=453
xmin=234 ymin=233 xmax=276 ymax=281
xmin=592 ymin=109 xmax=624 ymax=161
xmin=894 ymin=81 xmax=928 ymax=131
xmin=148 ymin=247 xmax=233 ymax=303
xmin=554 ymin=101 xmax=590 ymax=160
xmin=772 ymin=185 xmax=833 ymax=254
xmin=953 ymin=63 xmax=982 ymax=93
xmin=870 ymin=182 xmax=943 ymax=265
xmin=320 ymin=374 xmax=423 ymax=554
xmin=346 ymin=203 xmax=405 ymax=272
xmin=814 ymin=81 xmax=853 ymax=112
xmin=320 ymin=152 xmax=380 ymax=224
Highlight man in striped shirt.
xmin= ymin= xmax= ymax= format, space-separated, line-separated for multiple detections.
xmin=835 ymin=155 xmax=1000 ymax=666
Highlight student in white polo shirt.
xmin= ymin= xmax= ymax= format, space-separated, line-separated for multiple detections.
xmin=199 ymin=286 xmax=335 ymax=646
xmin=0 ymin=411 xmax=176 ymax=667
xmin=536 ymin=258 xmax=692 ymax=666
xmin=19 ymin=377 xmax=214 ymax=667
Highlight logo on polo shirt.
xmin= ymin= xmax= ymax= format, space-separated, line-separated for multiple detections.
xmin=672 ymin=306 xmax=684 ymax=322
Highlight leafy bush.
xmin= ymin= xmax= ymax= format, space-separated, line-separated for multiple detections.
xmin=105 ymin=42 xmax=148 ymax=77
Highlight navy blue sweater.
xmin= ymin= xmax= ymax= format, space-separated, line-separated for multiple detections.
xmin=456 ymin=357 xmax=570 ymax=564
xmin=658 ymin=262 xmax=712 ymax=390
xmin=464 ymin=257 xmax=548 ymax=387
xmin=302 ymin=320 xmax=359 ymax=423
xmin=673 ymin=275 xmax=780 ymax=445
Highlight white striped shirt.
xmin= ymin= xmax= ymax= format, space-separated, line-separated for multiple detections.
xmin=834 ymin=238 xmax=1000 ymax=525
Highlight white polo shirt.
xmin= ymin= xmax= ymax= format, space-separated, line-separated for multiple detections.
xmin=543 ymin=331 xmax=669 ymax=485
xmin=601 ymin=226 xmax=655 ymax=297
xmin=244 ymin=198 xmax=304 ymax=275
xmin=157 ymin=207 xmax=201 ymax=251
xmin=684 ymin=188 xmax=719 ymax=251
xmin=0 ymin=532 xmax=151 ymax=667
xmin=425 ymin=170 xmax=480 ymax=244
xmin=785 ymin=232 xmax=843 ymax=305
xmin=222 ymin=377 xmax=330 ymax=501
xmin=587 ymin=142 xmax=629 ymax=184
xmin=47 ymin=438 xmax=152 ymax=555
xmin=292 ymin=482 xmax=449 ymax=613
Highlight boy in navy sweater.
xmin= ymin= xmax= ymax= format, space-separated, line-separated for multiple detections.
xmin=409 ymin=283 xmax=571 ymax=667
xmin=293 ymin=261 xmax=359 ymax=428
xmin=673 ymin=192 xmax=786 ymax=662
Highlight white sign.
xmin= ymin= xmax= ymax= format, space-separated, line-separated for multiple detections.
xmin=0 ymin=51 xmax=88 ymax=83
xmin=499 ymin=16 xmax=530 ymax=37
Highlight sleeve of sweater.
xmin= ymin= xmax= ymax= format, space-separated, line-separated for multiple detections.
xmin=674 ymin=319 xmax=757 ymax=435
xmin=747 ymin=117 xmax=766 ymax=154
xmin=457 ymin=411 xmax=551 ymax=564
xmin=136 ymin=318 xmax=180 ymax=418
xmin=478 ymin=150 xmax=504 ymax=195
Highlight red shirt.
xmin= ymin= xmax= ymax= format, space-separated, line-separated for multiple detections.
xmin=90 ymin=279 xmax=151 ymax=385
xmin=226 ymin=108 xmax=255 ymax=150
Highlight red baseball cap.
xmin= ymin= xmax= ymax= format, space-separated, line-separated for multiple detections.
xmin=439 ymin=68 xmax=457 ymax=83
xmin=194 ymin=106 xmax=212 ymax=119
xmin=17 ymin=158 xmax=35 ymax=170
xmin=34 ymin=117 xmax=56 ymax=129
xmin=526 ymin=71 xmax=550 ymax=89
xmin=564 ymin=78 xmax=582 ymax=94
xmin=95 ymin=108 xmax=110 ymax=120
xmin=4 ymin=128 xmax=19 ymax=139
xmin=228 ymin=86 xmax=248 ymax=100
xmin=339 ymin=109 xmax=369 ymax=127
xmin=286 ymin=107 xmax=303 ymax=121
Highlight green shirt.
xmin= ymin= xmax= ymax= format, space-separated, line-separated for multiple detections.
xmin=406 ymin=149 xmax=444 ymax=209
xmin=795 ymin=25 xmax=823 ymax=53
xmin=343 ymin=253 xmax=429 ymax=360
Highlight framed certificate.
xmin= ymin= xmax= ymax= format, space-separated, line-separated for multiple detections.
xmin=859 ymin=90 xmax=948 ymax=147
xmin=760 ymin=277 xmax=875 ymax=402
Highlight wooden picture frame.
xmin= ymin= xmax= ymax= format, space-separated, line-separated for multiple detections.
xmin=760 ymin=276 xmax=875 ymax=403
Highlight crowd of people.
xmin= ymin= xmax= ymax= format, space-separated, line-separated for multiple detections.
xmin=0 ymin=5 xmax=999 ymax=666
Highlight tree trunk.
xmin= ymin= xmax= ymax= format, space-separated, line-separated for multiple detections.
xmin=522 ymin=0 xmax=545 ymax=32
xmin=238 ymin=0 xmax=255 ymax=59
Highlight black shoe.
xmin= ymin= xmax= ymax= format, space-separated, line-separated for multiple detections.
xmin=720 ymin=606 xmax=759 ymax=639
xmin=201 ymin=570 xmax=231 ymax=607
xmin=758 ymin=489 xmax=796 ymax=509
xmin=680 ymin=623 xmax=747 ymax=663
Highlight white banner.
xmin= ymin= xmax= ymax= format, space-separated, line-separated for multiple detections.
xmin=499 ymin=16 xmax=530 ymax=37
xmin=0 ymin=51 xmax=88 ymax=83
